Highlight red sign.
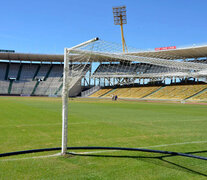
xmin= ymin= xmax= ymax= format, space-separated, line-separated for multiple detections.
xmin=155 ymin=46 xmax=176 ymax=51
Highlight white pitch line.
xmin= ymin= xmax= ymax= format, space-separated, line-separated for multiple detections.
xmin=71 ymin=140 xmax=207 ymax=155
xmin=0 ymin=153 xmax=61 ymax=162
xmin=0 ymin=122 xmax=91 ymax=128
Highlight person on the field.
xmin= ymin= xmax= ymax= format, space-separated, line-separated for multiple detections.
xmin=112 ymin=94 xmax=114 ymax=101
xmin=115 ymin=95 xmax=118 ymax=101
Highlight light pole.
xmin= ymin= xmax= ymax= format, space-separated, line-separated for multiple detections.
xmin=113 ymin=6 xmax=127 ymax=53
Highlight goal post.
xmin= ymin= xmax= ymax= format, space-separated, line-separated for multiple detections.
xmin=61 ymin=47 xmax=69 ymax=155
xmin=62 ymin=38 xmax=99 ymax=155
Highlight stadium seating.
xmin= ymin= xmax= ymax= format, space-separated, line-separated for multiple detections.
xmin=190 ymin=89 xmax=207 ymax=101
xmin=93 ymin=64 xmax=138 ymax=75
xmin=145 ymin=65 xmax=182 ymax=74
xmin=0 ymin=63 xmax=7 ymax=80
xmin=93 ymin=63 xmax=183 ymax=76
xmin=0 ymin=62 xmax=64 ymax=96
xmin=146 ymin=84 xmax=207 ymax=100
xmin=90 ymin=84 xmax=207 ymax=100
xmin=35 ymin=65 xmax=62 ymax=96
xmin=0 ymin=80 xmax=10 ymax=94
xmin=103 ymin=86 xmax=161 ymax=98
xmin=8 ymin=63 xmax=20 ymax=79
xmin=89 ymin=88 xmax=113 ymax=97
xmin=20 ymin=64 xmax=38 ymax=80
xmin=0 ymin=61 xmax=207 ymax=101
xmin=0 ymin=62 xmax=91 ymax=96
xmin=104 ymin=87 xmax=132 ymax=98
xmin=11 ymin=64 xmax=39 ymax=95
xmin=21 ymin=81 xmax=37 ymax=95
xmin=35 ymin=64 xmax=51 ymax=80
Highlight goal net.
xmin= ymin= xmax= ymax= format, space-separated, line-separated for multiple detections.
xmin=62 ymin=38 xmax=207 ymax=155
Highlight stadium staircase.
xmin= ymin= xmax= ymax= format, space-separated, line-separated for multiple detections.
xmin=8 ymin=80 xmax=13 ymax=94
xmin=103 ymin=88 xmax=128 ymax=98
xmin=102 ymin=86 xmax=162 ymax=99
xmin=31 ymin=64 xmax=41 ymax=95
xmin=81 ymin=86 xmax=101 ymax=97
xmin=31 ymin=65 xmax=53 ymax=95
xmin=33 ymin=65 xmax=41 ymax=80
xmin=142 ymin=86 xmax=164 ymax=98
xmin=89 ymin=88 xmax=114 ymax=97
xmin=31 ymin=81 xmax=40 ymax=95
xmin=4 ymin=63 xmax=10 ymax=80
xmin=100 ymin=88 xmax=116 ymax=97
xmin=54 ymin=83 xmax=62 ymax=96
xmin=44 ymin=65 xmax=53 ymax=80
xmin=16 ymin=64 xmax=23 ymax=80
xmin=145 ymin=84 xmax=207 ymax=100
xmin=186 ymin=86 xmax=207 ymax=100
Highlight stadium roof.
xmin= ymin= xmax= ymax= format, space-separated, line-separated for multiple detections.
xmin=0 ymin=44 xmax=207 ymax=62
xmin=127 ymin=45 xmax=207 ymax=60
xmin=0 ymin=52 xmax=64 ymax=62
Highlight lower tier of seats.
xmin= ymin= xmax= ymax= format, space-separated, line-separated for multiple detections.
xmin=146 ymin=84 xmax=207 ymax=100
xmin=89 ymin=88 xmax=113 ymax=97
xmin=191 ymin=89 xmax=207 ymax=101
xmin=90 ymin=84 xmax=207 ymax=101
xmin=104 ymin=86 xmax=161 ymax=98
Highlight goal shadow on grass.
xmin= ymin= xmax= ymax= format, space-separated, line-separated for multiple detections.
xmin=68 ymin=150 xmax=207 ymax=177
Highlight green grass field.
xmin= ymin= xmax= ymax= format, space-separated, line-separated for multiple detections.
xmin=0 ymin=97 xmax=207 ymax=179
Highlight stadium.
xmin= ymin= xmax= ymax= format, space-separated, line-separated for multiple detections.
xmin=0 ymin=42 xmax=207 ymax=101
xmin=1 ymin=3 xmax=207 ymax=180
xmin=0 ymin=38 xmax=207 ymax=179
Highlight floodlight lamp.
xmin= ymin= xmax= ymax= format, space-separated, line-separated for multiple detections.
xmin=113 ymin=6 xmax=127 ymax=25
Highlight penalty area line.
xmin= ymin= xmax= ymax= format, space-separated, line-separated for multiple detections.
xmin=0 ymin=153 xmax=61 ymax=162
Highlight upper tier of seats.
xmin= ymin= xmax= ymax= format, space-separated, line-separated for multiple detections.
xmin=93 ymin=63 xmax=185 ymax=76
xmin=0 ymin=63 xmax=7 ymax=80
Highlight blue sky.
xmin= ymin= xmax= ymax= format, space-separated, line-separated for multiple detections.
xmin=1 ymin=0 xmax=207 ymax=54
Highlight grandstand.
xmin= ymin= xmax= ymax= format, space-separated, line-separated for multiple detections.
xmin=90 ymin=84 xmax=207 ymax=101
xmin=0 ymin=61 xmax=88 ymax=97
xmin=90 ymin=88 xmax=113 ymax=97
xmin=0 ymin=42 xmax=206 ymax=101
xmin=101 ymin=86 xmax=161 ymax=98
xmin=146 ymin=84 xmax=207 ymax=100
xmin=190 ymin=88 xmax=207 ymax=101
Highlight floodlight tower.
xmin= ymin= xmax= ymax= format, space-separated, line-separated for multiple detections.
xmin=113 ymin=6 xmax=127 ymax=53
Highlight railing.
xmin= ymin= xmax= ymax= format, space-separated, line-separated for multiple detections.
xmin=81 ymin=86 xmax=100 ymax=97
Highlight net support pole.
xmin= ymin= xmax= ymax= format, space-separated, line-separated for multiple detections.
xmin=62 ymin=48 xmax=69 ymax=155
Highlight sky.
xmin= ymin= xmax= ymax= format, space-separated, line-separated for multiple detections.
xmin=1 ymin=0 xmax=207 ymax=54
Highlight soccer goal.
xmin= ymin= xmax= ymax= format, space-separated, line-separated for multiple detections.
xmin=61 ymin=37 xmax=207 ymax=161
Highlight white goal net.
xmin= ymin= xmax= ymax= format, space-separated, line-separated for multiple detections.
xmin=61 ymin=38 xmax=207 ymax=154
